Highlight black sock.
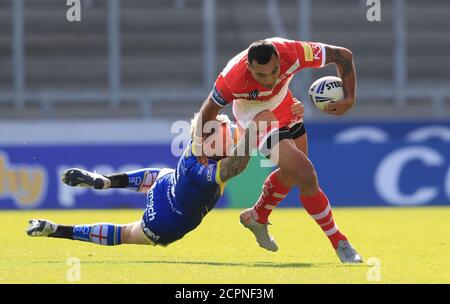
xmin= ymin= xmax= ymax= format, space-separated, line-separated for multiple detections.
xmin=48 ymin=225 xmax=74 ymax=240
xmin=106 ymin=173 xmax=129 ymax=188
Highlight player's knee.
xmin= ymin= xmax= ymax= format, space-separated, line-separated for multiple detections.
xmin=120 ymin=225 xmax=132 ymax=243
xmin=121 ymin=222 xmax=154 ymax=245
xmin=291 ymin=160 xmax=318 ymax=188
xmin=121 ymin=224 xmax=143 ymax=244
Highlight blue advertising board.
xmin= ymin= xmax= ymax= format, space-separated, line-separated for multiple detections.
xmin=1 ymin=122 xmax=449 ymax=209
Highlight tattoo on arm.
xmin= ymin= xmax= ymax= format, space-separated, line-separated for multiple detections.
xmin=325 ymin=46 xmax=354 ymax=78
xmin=219 ymin=156 xmax=250 ymax=183
xmin=219 ymin=128 xmax=251 ymax=182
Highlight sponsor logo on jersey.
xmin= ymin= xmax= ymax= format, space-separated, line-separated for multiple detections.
xmin=198 ymin=166 xmax=206 ymax=175
xmin=312 ymin=44 xmax=322 ymax=60
xmin=146 ymin=190 xmax=156 ymax=221
xmin=166 ymin=183 xmax=182 ymax=215
xmin=142 ymin=226 xmax=160 ymax=242
xmin=128 ymin=176 xmax=142 ymax=187
xmin=249 ymin=89 xmax=259 ymax=100
xmin=206 ymin=165 xmax=214 ymax=182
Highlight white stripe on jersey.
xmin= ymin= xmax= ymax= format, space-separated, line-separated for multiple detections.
xmin=232 ymin=75 xmax=294 ymax=127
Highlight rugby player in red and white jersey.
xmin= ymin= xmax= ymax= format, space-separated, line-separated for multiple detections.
xmin=194 ymin=37 xmax=362 ymax=263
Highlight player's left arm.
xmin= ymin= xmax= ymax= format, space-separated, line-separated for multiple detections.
xmin=323 ymin=45 xmax=356 ymax=115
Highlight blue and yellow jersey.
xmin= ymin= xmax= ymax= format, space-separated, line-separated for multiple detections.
xmin=141 ymin=142 xmax=227 ymax=245
xmin=173 ymin=142 xmax=225 ymax=221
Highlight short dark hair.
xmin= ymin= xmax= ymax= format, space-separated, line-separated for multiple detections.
xmin=247 ymin=40 xmax=278 ymax=65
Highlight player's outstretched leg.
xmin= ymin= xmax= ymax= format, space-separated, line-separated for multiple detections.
xmin=240 ymin=208 xmax=278 ymax=252
xmin=61 ymin=167 xmax=161 ymax=193
xmin=26 ymin=220 xmax=153 ymax=246
xmin=27 ymin=219 xmax=123 ymax=246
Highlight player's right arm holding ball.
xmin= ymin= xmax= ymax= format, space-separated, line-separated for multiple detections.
xmin=322 ymin=45 xmax=357 ymax=115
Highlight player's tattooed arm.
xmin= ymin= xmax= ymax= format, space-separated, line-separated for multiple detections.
xmin=219 ymin=110 xmax=274 ymax=182
xmin=323 ymin=45 xmax=357 ymax=115
xmin=325 ymin=45 xmax=354 ymax=77
xmin=219 ymin=127 xmax=252 ymax=183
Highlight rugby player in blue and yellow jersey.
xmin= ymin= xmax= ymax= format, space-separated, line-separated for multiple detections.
xmin=25 ymin=110 xmax=282 ymax=247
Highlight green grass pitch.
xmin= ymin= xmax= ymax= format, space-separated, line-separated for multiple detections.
xmin=0 ymin=207 xmax=449 ymax=284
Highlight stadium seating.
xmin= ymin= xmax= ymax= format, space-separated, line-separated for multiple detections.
xmin=0 ymin=0 xmax=449 ymax=119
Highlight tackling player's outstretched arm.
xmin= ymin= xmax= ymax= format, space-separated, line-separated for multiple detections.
xmin=194 ymin=95 xmax=222 ymax=165
xmin=218 ymin=127 xmax=251 ymax=183
xmin=323 ymin=45 xmax=356 ymax=115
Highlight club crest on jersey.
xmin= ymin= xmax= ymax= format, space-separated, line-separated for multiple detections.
xmin=313 ymin=44 xmax=322 ymax=60
xmin=248 ymin=89 xmax=259 ymax=99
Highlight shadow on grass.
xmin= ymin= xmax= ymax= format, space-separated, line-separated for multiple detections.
xmin=39 ymin=259 xmax=340 ymax=268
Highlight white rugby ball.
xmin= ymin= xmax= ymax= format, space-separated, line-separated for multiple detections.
xmin=308 ymin=76 xmax=344 ymax=110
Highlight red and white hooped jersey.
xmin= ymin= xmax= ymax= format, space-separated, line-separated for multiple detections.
xmin=211 ymin=37 xmax=326 ymax=128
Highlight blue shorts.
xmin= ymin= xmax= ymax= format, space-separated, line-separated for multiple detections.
xmin=140 ymin=173 xmax=192 ymax=246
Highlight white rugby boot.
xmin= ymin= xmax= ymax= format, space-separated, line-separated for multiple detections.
xmin=26 ymin=219 xmax=58 ymax=237
xmin=335 ymin=240 xmax=363 ymax=264
xmin=239 ymin=208 xmax=278 ymax=252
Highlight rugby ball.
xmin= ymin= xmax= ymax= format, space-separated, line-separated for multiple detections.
xmin=308 ymin=76 xmax=344 ymax=110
